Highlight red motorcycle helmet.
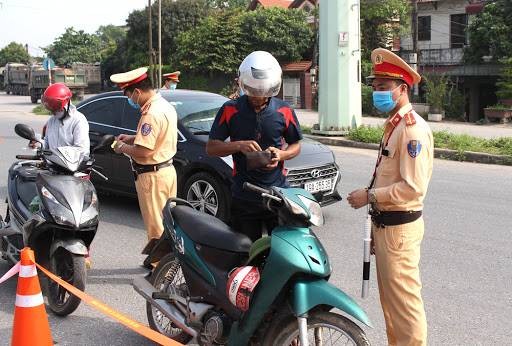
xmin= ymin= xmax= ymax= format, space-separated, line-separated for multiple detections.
xmin=226 ymin=266 xmax=260 ymax=311
xmin=41 ymin=83 xmax=72 ymax=113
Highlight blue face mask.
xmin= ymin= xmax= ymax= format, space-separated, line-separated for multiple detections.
xmin=239 ymin=88 xmax=245 ymax=97
xmin=127 ymin=91 xmax=141 ymax=111
xmin=372 ymin=86 xmax=402 ymax=113
xmin=169 ymin=83 xmax=177 ymax=91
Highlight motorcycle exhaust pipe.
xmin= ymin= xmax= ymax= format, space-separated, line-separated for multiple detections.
xmin=133 ymin=276 xmax=198 ymax=338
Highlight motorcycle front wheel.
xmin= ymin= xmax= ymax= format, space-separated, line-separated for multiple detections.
xmin=47 ymin=248 xmax=85 ymax=316
xmin=269 ymin=311 xmax=370 ymax=346
xmin=147 ymin=253 xmax=192 ymax=344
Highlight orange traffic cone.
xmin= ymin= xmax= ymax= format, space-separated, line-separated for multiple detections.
xmin=11 ymin=247 xmax=53 ymax=346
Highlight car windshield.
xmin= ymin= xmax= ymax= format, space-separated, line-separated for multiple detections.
xmin=166 ymin=93 xmax=228 ymax=134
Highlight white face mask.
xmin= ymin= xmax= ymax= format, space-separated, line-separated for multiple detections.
xmin=54 ymin=110 xmax=65 ymax=118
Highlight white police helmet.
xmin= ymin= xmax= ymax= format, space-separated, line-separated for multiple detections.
xmin=238 ymin=51 xmax=282 ymax=98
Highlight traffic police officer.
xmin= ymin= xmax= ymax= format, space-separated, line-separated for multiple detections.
xmin=347 ymin=48 xmax=434 ymax=346
xmin=110 ymin=67 xmax=178 ymax=242
xmin=207 ymin=51 xmax=302 ymax=242
xmin=162 ymin=71 xmax=180 ymax=90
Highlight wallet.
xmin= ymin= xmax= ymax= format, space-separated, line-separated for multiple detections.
xmin=245 ymin=151 xmax=272 ymax=170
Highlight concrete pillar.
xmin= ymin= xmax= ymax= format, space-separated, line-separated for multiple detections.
xmin=314 ymin=0 xmax=362 ymax=135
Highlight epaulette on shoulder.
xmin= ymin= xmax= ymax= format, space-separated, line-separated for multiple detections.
xmin=404 ymin=111 xmax=416 ymax=126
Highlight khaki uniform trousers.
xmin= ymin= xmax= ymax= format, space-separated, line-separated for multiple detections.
xmin=373 ymin=217 xmax=427 ymax=346
xmin=135 ymin=166 xmax=177 ymax=241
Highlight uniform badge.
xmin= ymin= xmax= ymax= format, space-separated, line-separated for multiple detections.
xmin=141 ymin=123 xmax=152 ymax=136
xmin=407 ymin=140 xmax=422 ymax=158
xmin=375 ymin=54 xmax=384 ymax=64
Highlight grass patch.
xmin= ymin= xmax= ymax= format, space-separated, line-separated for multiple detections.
xmin=301 ymin=125 xmax=312 ymax=134
xmin=32 ymin=105 xmax=51 ymax=115
xmin=346 ymin=125 xmax=512 ymax=157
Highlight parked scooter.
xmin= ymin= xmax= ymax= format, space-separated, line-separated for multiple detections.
xmin=134 ymin=182 xmax=371 ymax=345
xmin=0 ymin=124 xmax=113 ymax=316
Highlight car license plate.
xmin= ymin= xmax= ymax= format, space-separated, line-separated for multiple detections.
xmin=304 ymin=178 xmax=332 ymax=193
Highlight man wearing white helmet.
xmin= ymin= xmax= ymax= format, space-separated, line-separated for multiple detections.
xmin=207 ymin=51 xmax=303 ymax=241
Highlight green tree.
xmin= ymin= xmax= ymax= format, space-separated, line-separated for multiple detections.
xmin=496 ymin=58 xmax=512 ymax=100
xmin=464 ymin=0 xmax=512 ymax=63
xmin=175 ymin=9 xmax=247 ymax=75
xmin=0 ymin=42 xmax=31 ymax=66
xmin=175 ymin=8 xmax=313 ymax=76
xmin=97 ymin=25 xmax=129 ymax=78
xmin=240 ymin=8 xmax=313 ymax=62
xmin=360 ymin=0 xmax=410 ymax=76
xmin=206 ymin=0 xmax=248 ymax=8
xmin=125 ymin=0 xmax=209 ymax=69
xmin=45 ymin=27 xmax=102 ymax=66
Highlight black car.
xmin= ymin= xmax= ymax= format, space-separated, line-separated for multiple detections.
xmin=76 ymin=90 xmax=341 ymax=222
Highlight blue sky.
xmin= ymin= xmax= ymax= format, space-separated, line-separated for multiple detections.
xmin=0 ymin=0 xmax=146 ymax=56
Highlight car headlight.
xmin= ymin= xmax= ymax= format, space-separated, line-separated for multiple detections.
xmin=40 ymin=186 xmax=76 ymax=227
xmin=298 ymin=195 xmax=324 ymax=226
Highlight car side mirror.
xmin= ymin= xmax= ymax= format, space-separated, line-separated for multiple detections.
xmin=15 ymin=124 xmax=37 ymax=141
xmin=92 ymin=135 xmax=115 ymax=153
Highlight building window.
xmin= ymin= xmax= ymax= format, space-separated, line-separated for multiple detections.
xmin=418 ymin=16 xmax=431 ymax=41
xmin=450 ymin=14 xmax=468 ymax=48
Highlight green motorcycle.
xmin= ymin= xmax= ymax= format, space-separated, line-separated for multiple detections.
xmin=134 ymin=182 xmax=371 ymax=345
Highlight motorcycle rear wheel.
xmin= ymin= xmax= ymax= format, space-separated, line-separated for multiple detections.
xmin=47 ymin=249 xmax=85 ymax=316
xmin=268 ymin=311 xmax=370 ymax=346
xmin=147 ymin=253 xmax=192 ymax=344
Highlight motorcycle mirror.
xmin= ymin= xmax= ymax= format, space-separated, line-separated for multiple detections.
xmin=92 ymin=135 xmax=115 ymax=153
xmin=15 ymin=124 xmax=37 ymax=141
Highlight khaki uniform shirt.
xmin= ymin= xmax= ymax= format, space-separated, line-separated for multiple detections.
xmin=373 ymin=104 xmax=434 ymax=211
xmin=133 ymin=93 xmax=178 ymax=165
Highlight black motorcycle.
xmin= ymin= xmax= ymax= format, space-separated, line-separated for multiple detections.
xmin=0 ymin=124 xmax=113 ymax=316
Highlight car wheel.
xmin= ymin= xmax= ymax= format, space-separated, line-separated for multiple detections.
xmin=183 ymin=172 xmax=229 ymax=222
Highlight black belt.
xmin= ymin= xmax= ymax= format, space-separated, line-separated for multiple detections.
xmin=131 ymin=160 xmax=172 ymax=178
xmin=370 ymin=210 xmax=422 ymax=228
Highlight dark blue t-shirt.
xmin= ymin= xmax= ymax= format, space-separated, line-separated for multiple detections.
xmin=209 ymin=96 xmax=303 ymax=201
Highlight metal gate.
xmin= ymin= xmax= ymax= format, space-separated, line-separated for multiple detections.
xmin=282 ymin=77 xmax=301 ymax=108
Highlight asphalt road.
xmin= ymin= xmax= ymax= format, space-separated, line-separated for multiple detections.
xmin=0 ymin=93 xmax=511 ymax=345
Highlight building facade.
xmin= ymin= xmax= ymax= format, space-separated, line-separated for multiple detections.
xmin=400 ymin=0 xmax=500 ymax=122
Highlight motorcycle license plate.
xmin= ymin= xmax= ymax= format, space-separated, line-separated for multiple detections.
xmin=304 ymin=178 xmax=332 ymax=193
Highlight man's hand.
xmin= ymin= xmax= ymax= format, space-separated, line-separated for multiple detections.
xmin=113 ymin=140 xmax=126 ymax=154
xmin=347 ymin=188 xmax=369 ymax=209
xmin=29 ymin=140 xmax=41 ymax=149
xmin=117 ymin=134 xmax=135 ymax=145
xmin=238 ymin=140 xmax=262 ymax=153
xmin=265 ymin=146 xmax=282 ymax=169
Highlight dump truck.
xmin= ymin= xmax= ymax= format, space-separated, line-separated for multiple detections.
xmin=29 ymin=65 xmax=88 ymax=103
xmin=3 ymin=63 xmax=30 ymax=95
xmin=72 ymin=62 xmax=101 ymax=93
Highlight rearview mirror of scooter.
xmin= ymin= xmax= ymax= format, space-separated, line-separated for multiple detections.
xmin=15 ymin=123 xmax=37 ymax=141
xmin=92 ymin=135 xmax=115 ymax=153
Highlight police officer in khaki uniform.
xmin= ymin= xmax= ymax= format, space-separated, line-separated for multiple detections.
xmin=110 ymin=67 xmax=178 ymax=242
xmin=347 ymin=48 xmax=434 ymax=346
xmin=162 ymin=71 xmax=180 ymax=90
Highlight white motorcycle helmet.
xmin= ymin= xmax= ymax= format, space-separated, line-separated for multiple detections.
xmin=238 ymin=51 xmax=282 ymax=98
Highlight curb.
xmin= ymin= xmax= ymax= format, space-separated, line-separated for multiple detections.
xmin=305 ymin=134 xmax=512 ymax=166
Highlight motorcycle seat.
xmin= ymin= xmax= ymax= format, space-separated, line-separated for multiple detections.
xmin=169 ymin=205 xmax=252 ymax=253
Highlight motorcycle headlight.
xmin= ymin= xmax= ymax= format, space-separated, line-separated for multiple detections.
xmin=40 ymin=186 xmax=75 ymax=227
xmin=298 ymin=195 xmax=324 ymax=227
xmin=80 ymin=190 xmax=98 ymax=226
xmin=285 ymin=197 xmax=309 ymax=219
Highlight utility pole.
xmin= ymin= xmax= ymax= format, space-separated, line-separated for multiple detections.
xmin=313 ymin=0 xmax=362 ymax=135
xmin=148 ymin=0 xmax=154 ymax=86
xmin=158 ymin=0 xmax=162 ymax=89
xmin=411 ymin=0 xmax=419 ymax=97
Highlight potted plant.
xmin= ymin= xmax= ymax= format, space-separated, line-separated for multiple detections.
xmin=484 ymin=103 xmax=512 ymax=123
xmin=424 ymin=74 xmax=448 ymax=122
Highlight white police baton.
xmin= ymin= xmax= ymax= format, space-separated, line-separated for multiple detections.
xmin=362 ymin=214 xmax=372 ymax=298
